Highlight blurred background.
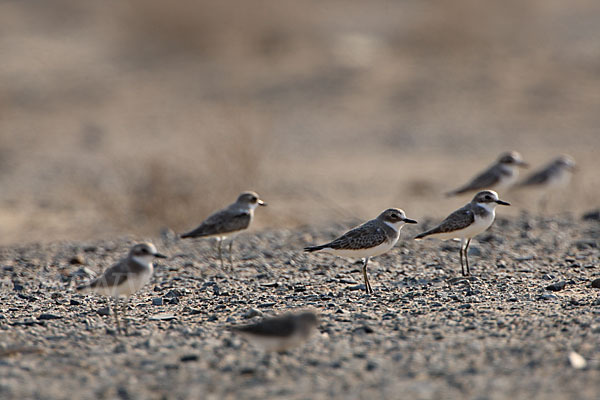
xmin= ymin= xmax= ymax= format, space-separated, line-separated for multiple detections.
xmin=1 ymin=0 xmax=599 ymax=245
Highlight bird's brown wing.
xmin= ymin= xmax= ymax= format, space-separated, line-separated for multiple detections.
xmin=181 ymin=209 xmax=251 ymax=238
xmin=231 ymin=315 xmax=295 ymax=337
xmin=447 ymin=165 xmax=502 ymax=195
xmin=325 ymin=220 xmax=387 ymax=250
xmin=520 ymin=167 xmax=551 ymax=186
xmin=416 ymin=207 xmax=474 ymax=238
xmin=85 ymin=260 xmax=130 ymax=290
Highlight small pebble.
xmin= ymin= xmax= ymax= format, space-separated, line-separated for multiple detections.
xmin=97 ymin=307 xmax=111 ymax=316
xmin=546 ymin=282 xmax=566 ymax=292
xmin=180 ymin=354 xmax=199 ymax=363
xmin=152 ymin=298 xmax=163 ymax=306
xmin=37 ymin=313 xmax=62 ymax=320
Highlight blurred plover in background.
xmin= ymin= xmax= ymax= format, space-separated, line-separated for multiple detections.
xmin=304 ymin=208 xmax=417 ymax=294
xmin=415 ymin=190 xmax=510 ymax=276
xmin=180 ymin=191 xmax=266 ymax=268
xmin=77 ymin=242 xmax=167 ymax=334
xmin=517 ymin=155 xmax=576 ymax=212
xmin=230 ymin=311 xmax=319 ymax=352
xmin=446 ymin=151 xmax=528 ymax=197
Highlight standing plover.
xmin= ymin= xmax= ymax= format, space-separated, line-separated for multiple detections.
xmin=77 ymin=242 xmax=167 ymax=334
xmin=230 ymin=311 xmax=318 ymax=352
xmin=517 ymin=155 xmax=576 ymax=211
xmin=304 ymin=208 xmax=417 ymax=294
xmin=180 ymin=191 xmax=266 ymax=268
xmin=446 ymin=151 xmax=528 ymax=196
xmin=415 ymin=190 xmax=509 ymax=276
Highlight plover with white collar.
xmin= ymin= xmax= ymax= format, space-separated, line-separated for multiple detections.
xmin=180 ymin=191 xmax=266 ymax=268
xmin=77 ymin=242 xmax=167 ymax=334
xmin=446 ymin=151 xmax=528 ymax=197
xmin=415 ymin=190 xmax=510 ymax=276
xmin=304 ymin=208 xmax=417 ymax=294
xmin=517 ymin=155 xmax=576 ymax=211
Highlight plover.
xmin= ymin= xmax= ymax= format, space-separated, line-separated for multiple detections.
xmin=77 ymin=242 xmax=167 ymax=334
xmin=415 ymin=190 xmax=509 ymax=276
xmin=517 ymin=155 xmax=576 ymax=211
xmin=446 ymin=151 xmax=528 ymax=197
xmin=180 ymin=191 xmax=266 ymax=268
xmin=304 ymin=208 xmax=417 ymax=294
xmin=230 ymin=311 xmax=318 ymax=352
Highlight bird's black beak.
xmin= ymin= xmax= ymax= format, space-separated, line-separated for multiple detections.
xmin=258 ymin=199 xmax=267 ymax=206
xmin=404 ymin=218 xmax=418 ymax=224
xmin=154 ymin=253 xmax=168 ymax=259
xmin=496 ymin=200 xmax=511 ymax=206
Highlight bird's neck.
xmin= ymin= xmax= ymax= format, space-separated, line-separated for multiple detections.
xmin=131 ymin=255 xmax=154 ymax=270
xmin=473 ymin=202 xmax=496 ymax=217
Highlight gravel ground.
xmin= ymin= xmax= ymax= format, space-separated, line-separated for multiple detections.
xmin=1 ymin=213 xmax=599 ymax=399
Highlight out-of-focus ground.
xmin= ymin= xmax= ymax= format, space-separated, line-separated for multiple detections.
xmin=1 ymin=0 xmax=599 ymax=245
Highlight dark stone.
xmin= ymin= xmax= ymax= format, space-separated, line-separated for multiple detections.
xmin=97 ymin=307 xmax=111 ymax=316
xmin=591 ymin=279 xmax=600 ymax=289
xmin=13 ymin=283 xmax=24 ymax=291
xmin=167 ymin=297 xmax=179 ymax=305
xmin=152 ymin=298 xmax=163 ymax=306
xmin=69 ymin=299 xmax=82 ymax=306
xmin=69 ymin=255 xmax=85 ymax=265
xmin=582 ymin=209 xmax=600 ymax=221
xmin=545 ymin=281 xmax=566 ymax=291
xmin=353 ymin=325 xmax=374 ymax=334
xmin=180 ymin=354 xmax=199 ymax=363
xmin=164 ymin=289 xmax=182 ymax=298
xmin=37 ymin=313 xmax=62 ymax=320
xmin=366 ymin=361 xmax=378 ymax=371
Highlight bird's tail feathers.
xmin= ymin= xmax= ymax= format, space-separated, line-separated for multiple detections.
xmin=414 ymin=232 xmax=430 ymax=240
xmin=304 ymin=244 xmax=328 ymax=252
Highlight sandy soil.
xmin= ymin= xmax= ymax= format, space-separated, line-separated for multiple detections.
xmin=0 ymin=213 xmax=598 ymax=399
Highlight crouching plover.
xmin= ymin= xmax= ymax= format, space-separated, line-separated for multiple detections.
xmin=415 ymin=190 xmax=509 ymax=276
xmin=230 ymin=311 xmax=318 ymax=352
xmin=446 ymin=151 xmax=528 ymax=197
xmin=304 ymin=208 xmax=417 ymax=294
xmin=180 ymin=191 xmax=266 ymax=268
xmin=77 ymin=242 xmax=167 ymax=334
xmin=517 ymin=155 xmax=576 ymax=211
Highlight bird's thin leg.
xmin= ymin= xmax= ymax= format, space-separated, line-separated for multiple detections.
xmin=228 ymin=240 xmax=234 ymax=269
xmin=465 ymin=238 xmax=472 ymax=276
xmin=459 ymin=243 xmax=465 ymax=276
xmin=362 ymin=258 xmax=373 ymax=294
xmin=121 ymin=298 xmax=129 ymax=336
xmin=539 ymin=195 xmax=548 ymax=215
xmin=112 ymin=297 xmax=121 ymax=335
xmin=217 ymin=239 xmax=223 ymax=269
